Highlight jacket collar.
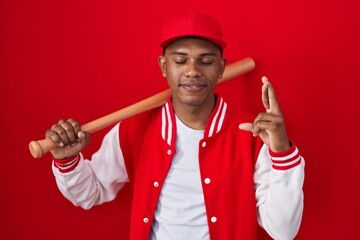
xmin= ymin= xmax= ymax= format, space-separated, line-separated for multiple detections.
xmin=160 ymin=94 xmax=230 ymax=146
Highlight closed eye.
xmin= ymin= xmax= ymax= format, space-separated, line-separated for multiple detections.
xmin=175 ymin=60 xmax=186 ymax=64
xmin=201 ymin=61 xmax=214 ymax=65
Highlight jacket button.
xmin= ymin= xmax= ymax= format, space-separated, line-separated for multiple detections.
xmin=143 ymin=217 xmax=149 ymax=223
xmin=167 ymin=149 xmax=172 ymax=155
xmin=153 ymin=181 xmax=159 ymax=187
xmin=204 ymin=178 xmax=211 ymax=184
xmin=202 ymin=141 xmax=207 ymax=147
xmin=211 ymin=216 xmax=217 ymax=223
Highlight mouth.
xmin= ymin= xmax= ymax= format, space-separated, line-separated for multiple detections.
xmin=179 ymin=82 xmax=208 ymax=93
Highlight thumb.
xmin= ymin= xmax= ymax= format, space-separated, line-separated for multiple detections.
xmin=77 ymin=131 xmax=90 ymax=146
xmin=239 ymin=123 xmax=253 ymax=132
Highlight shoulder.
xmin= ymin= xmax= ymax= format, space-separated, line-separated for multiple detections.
xmin=119 ymin=107 xmax=161 ymax=137
xmin=122 ymin=109 xmax=155 ymax=126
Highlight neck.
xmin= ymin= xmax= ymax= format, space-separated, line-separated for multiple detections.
xmin=172 ymin=95 xmax=216 ymax=130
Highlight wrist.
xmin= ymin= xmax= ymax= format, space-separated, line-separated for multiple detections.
xmin=270 ymin=140 xmax=291 ymax=153
xmin=269 ymin=141 xmax=293 ymax=155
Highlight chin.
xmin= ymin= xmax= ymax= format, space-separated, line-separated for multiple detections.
xmin=178 ymin=94 xmax=212 ymax=107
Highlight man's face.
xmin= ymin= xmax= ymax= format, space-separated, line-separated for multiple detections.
xmin=158 ymin=37 xmax=226 ymax=108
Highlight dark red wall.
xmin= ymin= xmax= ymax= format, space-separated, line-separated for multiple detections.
xmin=1 ymin=0 xmax=359 ymax=239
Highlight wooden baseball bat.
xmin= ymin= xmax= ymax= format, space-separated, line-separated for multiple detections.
xmin=29 ymin=57 xmax=255 ymax=158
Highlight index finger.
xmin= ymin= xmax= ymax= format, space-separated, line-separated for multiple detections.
xmin=262 ymin=76 xmax=281 ymax=114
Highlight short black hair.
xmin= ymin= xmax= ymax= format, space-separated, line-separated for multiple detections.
xmin=162 ymin=36 xmax=223 ymax=56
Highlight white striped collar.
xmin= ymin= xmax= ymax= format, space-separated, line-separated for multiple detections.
xmin=160 ymin=95 xmax=229 ymax=146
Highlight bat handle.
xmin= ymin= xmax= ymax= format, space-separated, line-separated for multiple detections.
xmin=29 ymin=139 xmax=57 ymax=158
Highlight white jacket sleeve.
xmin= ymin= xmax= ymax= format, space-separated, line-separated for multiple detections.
xmin=52 ymin=123 xmax=129 ymax=210
xmin=254 ymin=143 xmax=305 ymax=240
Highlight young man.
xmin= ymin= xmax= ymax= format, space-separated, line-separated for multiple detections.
xmin=47 ymin=12 xmax=304 ymax=240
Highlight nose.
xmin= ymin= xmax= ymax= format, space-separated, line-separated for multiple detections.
xmin=185 ymin=61 xmax=202 ymax=78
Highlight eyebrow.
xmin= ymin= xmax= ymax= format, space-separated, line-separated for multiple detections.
xmin=171 ymin=51 xmax=217 ymax=57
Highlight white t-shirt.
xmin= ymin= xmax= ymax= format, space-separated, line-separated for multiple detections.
xmin=150 ymin=116 xmax=209 ymax=240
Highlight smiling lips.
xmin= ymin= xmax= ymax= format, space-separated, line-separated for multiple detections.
xmin=179 ymin=82 xmax=208 ymax=93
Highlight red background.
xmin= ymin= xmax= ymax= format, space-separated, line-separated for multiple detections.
xmin=1 ymin=0 xmax=359 ymax=239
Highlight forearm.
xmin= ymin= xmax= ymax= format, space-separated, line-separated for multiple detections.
xmin=52 ymin=123 xmax=129 ymax=209
xmin=255 ymin=143 xmax=305 ymax=240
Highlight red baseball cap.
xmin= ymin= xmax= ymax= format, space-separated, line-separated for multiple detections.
xmin=160 ymin=12 xmax=227 ymax=50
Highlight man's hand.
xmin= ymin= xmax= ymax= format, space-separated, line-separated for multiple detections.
xmin=239 ymin=76 xmax=290 ymax=152
xmin=45 ymin=118 xmax=90 ymax=159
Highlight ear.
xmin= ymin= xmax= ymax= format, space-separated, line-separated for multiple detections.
xmin=158 ymin=56 xmax=167 ymax=77
xmin=220 ymin=57 xmax=226 ymax=76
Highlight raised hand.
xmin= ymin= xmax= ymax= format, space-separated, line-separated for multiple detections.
xmin=45 ymin=118 xmax=90 ymax=159
xmin=239 ymin=76 xmax=290 ymax=152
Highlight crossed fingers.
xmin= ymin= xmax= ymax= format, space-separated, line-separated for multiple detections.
xmin=262 ymin=76 xmax=281 ymax=114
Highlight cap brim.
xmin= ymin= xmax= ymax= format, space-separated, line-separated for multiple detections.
xmin=160 ymin=34 xmax=226 ymax=50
